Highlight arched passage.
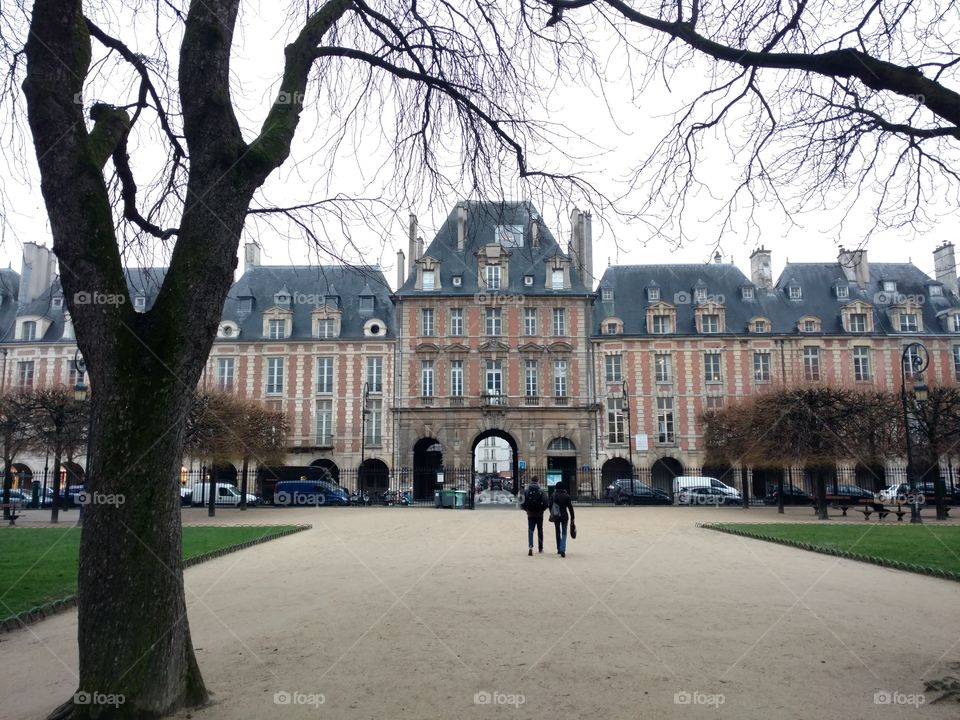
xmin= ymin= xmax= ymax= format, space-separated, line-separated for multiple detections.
xmin=11 ymin=462 xmax=33 ymax=491
xmin=62 ymin=461 xmax=85 ymax=487
xmin=601 ymin=457 xmax=632 ymax=484
xmin=472 ymin=429 xmax=519 ymax=496
xmin=651 ymin=456 xmax=684 ymax=496
xmin=360 ymin=459 xmax=389 ymax=493
xmin=547 ymin=437 xmax=577 ymax=496
xmin=413 ymin=438 xmax=443 ymax=500
xmin=310 ymin=458 xmax=340 ymax=484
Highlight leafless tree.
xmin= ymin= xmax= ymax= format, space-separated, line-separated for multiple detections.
xmin=0 ymin=391 xmax=36 ymax=520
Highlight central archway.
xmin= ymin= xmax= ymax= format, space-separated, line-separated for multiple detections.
xmin=472 ymin=429 xmax=519 ymax=498
xmin=413 ymin=438 xmax=443 ymax=500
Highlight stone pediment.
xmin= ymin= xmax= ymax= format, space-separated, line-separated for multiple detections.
xmin=479 ymin=340 xmax=510 ymax=353
xmin=415 ymin=342 xmax=442 ymax=354
xmin=443 ymin=343 xmax=471 ymax=354
xmin=517 ymin=342 xmax=545 ymax=354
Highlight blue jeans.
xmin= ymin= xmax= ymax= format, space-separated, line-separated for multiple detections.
xmin=554 ymin=520 xmax=568 ymax=553
xmin=527 ymin=514 xmax=543 ymax=549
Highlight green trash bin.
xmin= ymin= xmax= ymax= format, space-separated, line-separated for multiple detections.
xmin=453 ymin=490 xmax=466 ymax=509
xmin=439 ymin=488 xmax=456 ymax=508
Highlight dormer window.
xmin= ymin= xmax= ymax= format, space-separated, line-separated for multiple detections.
xmin=602 ymin=288 xmax=614 ymax=301
xmin=422 ymin=270 xmax=436 ymax=291
xmin=453 ymin=275 xmax=463 ymax=287
xmin=52 ymin=297 xmax=63 ymax=309
xmin=646 ymin=287 xmax=659 ymax=301
xmin=952 ymin=314 xmax=960 ymax=333
xmin=848 ymin=313 xmax=867 ymax=332
xmin=268 ymin=318 xmax=287 ymax=339
xmin=317 ymin=318 xmax=336 ymax=338
xmin=134 ymin=296 xmax=146 ymax=311
xmin=741 ymin=287 xmax=755 ymax=300
xmin=700 ymin=314 xmax=720 ymax=333
xmin=797 ymin=315 xmax=822 ymax=333
xmin=883 ymin=280 xmax=897 ymax=292
xmin=524 ymin=275 xmax=534 ymax=287
xmin=789 ymin=285 xmax=802 ymax=300
xmin=651 ymin=315 xmax=671 ymax=334
xmin=21 ymin=321 xmax=36 ymax=341
xmin=753 ymin=319 xmax=767 ymax=333
xmin=359 ymin=295 xmax=375 ymax=314
xmin=900 ymin=313 xmax=918 ymax=332
xmin=603 ymin=318 xmax=623 ymax=335
xmin=694 ymin=287 xmax=707 ymax=303
xmin=238 ymin=297 xmax=254 ymax=313
xmin=835 ymin=285 xmax=849 ymax=299
xmin=930 ymin=284 xmax=943 ymax=297
xmin=485 ymin=265 xmax=501 ymax=290
xmin=551 ymin=269 xmax=564 ymax=290
xmin=803 ymin=320 xmax=816 ymax=332
xmin=274 ymin=291 xmax=291 ymax=306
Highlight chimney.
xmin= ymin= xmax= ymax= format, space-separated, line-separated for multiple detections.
xmin=837 ymin=246 xmax=869 ymax=288
xmin=397 ymin=249 xmax=406 ymax=288
xmin=713 ymin=250 xmax=722 ymax=264
xmin=243 ymin=242 xmax=261 ymax=271
xmin=531 ymin=217 xmax=540 ymax=248
xmin=582 ymin=210 xmax=594 ymax=285
xmin=457 ymin=205 xmax=467 ymax=251
xmin=19 ymin=242 xmax=56 ymax=305
xmin=749 ymin=246 xmax=773 ymax=289
xmin=408 ymin=213 xmax=417 ymax=276
xmin=416 ymin=235 xmax=424 ymax=260
xmin=933 ymin=242 xmax=958 ymax=296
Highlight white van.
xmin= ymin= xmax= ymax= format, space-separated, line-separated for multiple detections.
xmin=672 ymin=476 xmax=740 ymax=499
xmin=189 ymin=482 xmax=258 ymax=507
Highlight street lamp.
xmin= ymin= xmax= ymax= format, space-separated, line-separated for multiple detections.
xmin=622 ymin=379 xmax=634 ymax=480
xmin=359 ymin=382 xmax=370 ymax=492
xmin=900 ymin=342 xmax=929 ymax=524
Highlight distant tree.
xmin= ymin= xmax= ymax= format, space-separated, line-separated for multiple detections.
xmin=0 ymin=392 xmax=35 ymax=519
xmin=907 ymin=385 xmax=960 ymax=520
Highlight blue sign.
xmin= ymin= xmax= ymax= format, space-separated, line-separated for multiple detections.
xmin=518 ymin=460 xmax=526 ymax=470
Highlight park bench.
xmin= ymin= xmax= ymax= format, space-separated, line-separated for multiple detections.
xmin=1 ymin=501 xmax=22 ymax=526
xmin=810 ymin=495 xmax=864 ymax=517
xmin=854 ymin=500 xmax=908 ymax=522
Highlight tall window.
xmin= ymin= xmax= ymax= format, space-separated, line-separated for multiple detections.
xmin=651 ymin=315 xmax=671 ymax=334
xmin=607 ymin=397 xmax=625 ymax=444
xmin=485 ymin=265 xmax=501 ymax=290
xmin=701 ymin=314 xmax=720 ymax=333
xmin=553 ymin=360 xmax=567 ymax=397
xmin=903 ymin=345 xmax=924 ymax=379
xmin=422 ymin=270 xmax=435 ymax=290
xmin=421 ymin=360 xmax=434 ymax=397
xmin=450 ymin=360 xmax=464 ymax=397
xmin=16 ymin=361 xmax=34 ymax=390
xmin=266 ymin=357 xmax=284 ymax=395
xmin=365 ymin=399 xmax=382 ymax=445
xmin=654 ymin=353 xmax=672 ymax=383
xmin=849 ymin=313 xmax=867 ymax=332
xmin=485 ymin=307 xmax=502 ymax=336
xmin=656 ymin=397 xmax=674 ymax=444
xmin=421 ymin=308 xmax=435 ymax=336
xmin=954 ymin=345 xmax=960 ymax=378
xmin=524 ymin=360 xmax=538 ymax=397
xmin=552 ymin=308 xmax=566 ymax=336
xmin=485 ymin=360 xmax=503 ymax=397
xmin=315 ymin=399 xmax=333 ymax=445
xmin=524 ymin=307 xmax=538 ymax=335
xmin=316 ymin=356 xmax=334 ymax=393
xmin=366 ymin=356 xmax=382 ymax=393
xmin=552 ymin=269 xmax=564 ymax=289
xmin=704 ymin=352 xmax=722 ymax=383
xmin=317 ymin=318 xmax=336 ymax=338
xmin=754 ymin=352 xmax=770 ymax=383
xmin=953 ymin=315 xmax=960 ymax=333
xmin=605 ymin=354 xmax=622 ymax=383
xmin=217 ymin=357 xmax=235 ymax=390
xmin=803 ymin=347 xmax=821 ymax=381
xmin=268 ymin=318 xmax=286 ymax=339
xmin=21 ymin=321 xmax=36 ymax=341
xmin=450 ymin=308 xmax=464 ymax=336
xmin=853 ymin=346 xmax=871 ymax=382
xmin=900 ymin=313 xmax=918 ymax=332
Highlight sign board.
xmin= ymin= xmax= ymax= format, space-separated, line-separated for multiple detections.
xmin=518 ymin=460 xmax=526 ymax=470
xmin=546 ymin=471 xmax=563 ymax=487
xmin=635 ymin=433 xmax=649 ymax=452
xmin=436 ymin=472 xmax=444 ymax=484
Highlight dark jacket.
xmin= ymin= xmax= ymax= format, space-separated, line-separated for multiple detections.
xmin=550 ymin=489 xmax=574 ymax=524
xmin=522 ymin=484 xmax=547 ymax=516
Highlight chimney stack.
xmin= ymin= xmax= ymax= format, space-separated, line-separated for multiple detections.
xmin=569 ymin=208 xmax=594 ymax=285
xmin=837 ymin=246 xmax=869 ymax=288
xmin=457 ymin=205 xmax=467 ymax=251
xmin=749 ymin=246 xmax=773 ymax=289
xmin=397 ymin=249 xmax=405 ymax=288
xmin=713 ymin=250 xmax=722 ymax=264
xmin=416 ymin=235 xmax=424 ymax=261
xmin=243 ymin=242 xmax=261 ymax=271
xmin=408 ymin=213 xmax=417 ymax=276
xmin=19 ymin=242 xmax=56 ymax=305
xmin=933 ymin=242 xmax=959 ymax=296
xmin=531 ymin=216 xmax=540 ymax=248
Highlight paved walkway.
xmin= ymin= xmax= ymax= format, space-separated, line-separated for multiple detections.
xmin=3 ymin=505 xmax=958 ymax=719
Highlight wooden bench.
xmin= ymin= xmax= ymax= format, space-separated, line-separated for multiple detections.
xmin=855 ymin=501 xmax=908 ymax=522
xmin=1 ymin=502 xmax=22 ymax=526
xmin=811 ymin=495 xmax=863 ymax=517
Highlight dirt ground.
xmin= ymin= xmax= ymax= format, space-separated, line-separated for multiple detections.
xmin=2 ymin=504 xmax=959 ymax=719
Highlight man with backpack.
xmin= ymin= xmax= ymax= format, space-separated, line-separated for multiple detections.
xmin=521 ymin=477 xmax=547 ymax=556
xmin=549 ymin=481 xmax=575 ymax=558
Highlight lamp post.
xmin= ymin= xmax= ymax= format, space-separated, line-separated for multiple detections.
xmin=359 ymin=382 xmax=370 ymax=492
xmin=73 ymin=350 xmax=91 ymax=526
xmin=622 ymin=379 xmax=634 ymax=480
xmin=900 ymin=342 xmax=929 ymax=524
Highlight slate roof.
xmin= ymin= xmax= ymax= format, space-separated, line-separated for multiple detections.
xmin=395 ymin=201 xmax=590 ymax=296
xmin=221 ymin=265 xmax=394 ymax=340
xmin=0 ymin=268 xmax=20 ymax=343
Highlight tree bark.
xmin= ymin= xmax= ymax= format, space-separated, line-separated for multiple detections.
xmin=50 ymin=447 xmax=63 ymax=524
xmin=2 ymin=454 xmax=11 ymax=520
xmin=240 ymin=457 xmax=249 ymax=511
xmin=815 ymin=470 xmax=829 ymax=520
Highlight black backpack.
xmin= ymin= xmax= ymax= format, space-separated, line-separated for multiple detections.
xmin=524 ymin=484 xmax=544 ymax=512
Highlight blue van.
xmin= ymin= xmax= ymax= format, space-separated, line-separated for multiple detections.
xmin=273 ymin=479 xmax=349 ymax=507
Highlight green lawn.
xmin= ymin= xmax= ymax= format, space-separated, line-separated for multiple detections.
xmin=713 ymin=523 xmax=960 ymax=576
xmin=0 ymin=525 xmax=300 ymax=619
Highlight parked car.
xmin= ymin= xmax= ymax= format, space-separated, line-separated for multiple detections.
xmin=273 ymin=479 xmax=349 ymax=507
xmin=189 ymin=482 xmax=258 ymax=507
xmin=678 ymin=486 xmax=741 ymax=506
xmin=821 ymin=484 xmax=875 ymax=504
xmin=611 ymin=479 xmax=672 ymax=505
xmin=762 ymin=484 xmax=813 ymax=506
xmin=880 ymin=482 xmax=960 ymax=506
xmin=1 ymin=488 xmax=30 ymax=506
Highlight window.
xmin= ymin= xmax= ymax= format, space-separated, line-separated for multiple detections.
xmin=238 ymin=298 xmax=253 ymax=313
xmin=742 ymin=287 xmax=754 ymax=300
xmin=954 ymin=315 xmax=960 ymax=333
xmin=524 ymin=307 xmax=537 ymax=336
xmin=883 ymin=280 xmax=897 ymax=292
xmin=553 ymin=360 xmax=567 ymax=397
xmin=134 ymin=296 xmax=146 ymax=311
xmin=450 ymin=308 xmax=464 ymax=336
xmin=656 ymin=397 xmax=674 ymax=444
xmin=754 ymin=320 xmax=767 ymax=333
xmin=789 ymin=285 xmax=802 ymax=300
xmin=495 ymin=224 xmax=524 ymax=247
xmin=450 ymin=360 xmax=464 ymax=397
xmin=21 ymin=321 xmax=36 ymax=341
xmin=654 ymin=354 xmax=672 ymax=383
xmin=607 ymin=397 xmax=625 ymax=444
xmin=485 ymin=307 xmax=502 ymax=336
xmin=266 ymin=357 xmax=284 ymax=395
xmin=701 ymin=314 xmax=720 ymax=333
xmin=602 ymin=288 xmax=614 ymax=301
xmin=651 ymin=315 xmax=672 ymax=334
xmin=903 ymin=345 xmax=924 ymax=379
xmin=552 ymin=308 xmax=566 ymax=336
xmin=421 ymin=308 xmax=435 ymax=336
xmin=646 ymin=287 xmax=659 ymax=301
xmin=267 ymin=318 xmax=286 ymax=339
xmin=485 ymin=265 xmax=501 ymax=290
xmin=605 ymin=354 xmax=622 ymax=383
xmin=836 ymin=285 xmax=849 ymax=298
xmin=754 ymin=352 xmax=771 ymax=382
xmin=803 ymin=347 xmax=820 ymax=381
xmin=217 ymin=358 xmax=235 ymax=390
xmin=604 ymin=322 xmax=619 ymax=335
xmin=954 ymin=346 xmax=960 ymax=378
xmin=365 ymin=399 xmax=382 ymax=445
xmin=694 ymin=287 xmax=707 ymax=303
xmin=359 ymin=296 xmax=374 ymax=314
xmin=551 ymin=269 xmax=564 ymax=290
xmin=803 ymin=319 xmax=817 ymax=333
xmin=849 ymin=313 xmax=867 ymax=332
xmin=317 ymin=318 xmax=336 ymax=338
xmin=485 ymin=360 xmax=503 ymax=396
xmin=16 ymin=361 xmax=34 ymax=389
xmin=853 ymin=346 xmax=871 ymax=382
xmin=524 ymin=275 xmax=534 ymax=287
xmin=452 ymin=275 xmax=462 ymax=287
xmin=315 ymin=400 xmax=333 ymax=446
xmin=68 ymin=364 xmax=83 ymax=389
xmin=312 ymin=357 xmax=333 ymax=393
xmin=421 ymin=360 xmax=434 ymax=397
xmin=52 ymin=297 xmax=63 ymax=308
xmin=704 ymin=352 xmax=722 ymax=383
xmin=422 ymin=270 xmax=436 ymax=290
xmin=366 ymin=357 xmax=383 ymax=393
xmin=524 ymin=360 xmax=538 ymax=397
xmin=930 ymin=285 xmax=943 ymax=297
xmin=705 ymin=396 xmax=724 ymax=410
xmin=900 ymin=313 xmax=918 ymax=332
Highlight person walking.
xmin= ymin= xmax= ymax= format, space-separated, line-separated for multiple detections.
xmin=521 ymin=476 xmax=547 ymax=556
xmin=549 ymin=481 xmax=575 ymax=558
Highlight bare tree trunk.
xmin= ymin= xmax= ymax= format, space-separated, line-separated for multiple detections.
xmin=50 ymin=448 xmax=63 ymax=524
xmin=240 ymin=457 xmax=249 ymax=511
xmin=2 ymin=455 xmax=11 ymax=520
xmin=815 ymin=470 xmax=829 ymax=520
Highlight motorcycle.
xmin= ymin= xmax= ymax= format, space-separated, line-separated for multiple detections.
xmin=348 ymin=489 xmax=371 ymax=506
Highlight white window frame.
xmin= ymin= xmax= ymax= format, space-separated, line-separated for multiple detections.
xmin=654 ymin=353 xmax=672 ymax=383
xmin=266 ymin=357 xmax=284 ymax=395
xmin=421 ymin=308 xmax=435 ymax=336
xmin=656 ymin=397 xmax=674 ymax=444
xmin=316 ymin=356 xmax=334 ymax=394
xmin=421 ymin=360 xmax=435 ymax=397
xmin=605 ymin=354 xmax=622 ymax=383
xmin=485 ymin=307 xmax=502 ymax=336
xmin=524 ymin=307 xmax=537 ymax=336
xmin=217 ymin=357 xmax=235 ymax=390
xmin=485 ymin=265 xmax=501 ymax=290
xmin=366 ymin=356 xmax=383 ymax=393
xmin=450 ymin=308 xmax=464 ymax=336
xmin=754 ymin=352 xmax=770 ymax=383
xmin=450 ymin=360 xmax=464 ymax=397
xmin=553 ymin=360 xmax=567 ymax=397
xmin=552 ymin=308 xmax=566 ymax=336
xmin=315 ymin=399 xmax=333 ymax=445
xmin=704 ymin=352 xmax=722 ymax=383
xmin=803 ymin=347 xmax=821 ymax=382
xmin=524 ymin=360 xmax=538 ymax=397
xmin=853 ymin=346 xmax=871 ymax=382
